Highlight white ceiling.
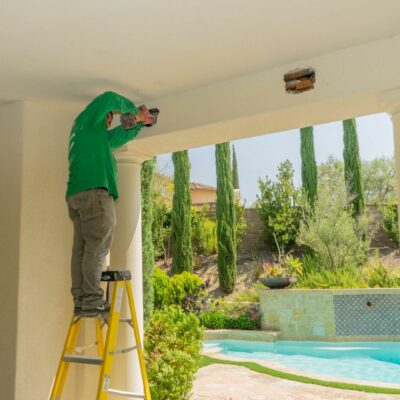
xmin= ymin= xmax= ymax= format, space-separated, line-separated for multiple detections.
xmin=1 ymin=0 xmax=400 ymax=110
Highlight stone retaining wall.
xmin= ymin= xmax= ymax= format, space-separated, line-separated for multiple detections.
xmin=259 ymin=288 xmax=400 ymax=341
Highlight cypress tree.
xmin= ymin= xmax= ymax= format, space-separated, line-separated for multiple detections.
xmin=343 ymin=118 xmax=365 ymax=216
xmin=215 ymin=143 xmax=237 ymax=293
xmin=141 ymin=158 xmax=156 ymax=321
xmin=171 ymin=150 xmax=193 ymax=274
xmin=232 ymin=144 xmax=240 ymax=190
xmin=300 ymin=126 xmax=318 ymax=205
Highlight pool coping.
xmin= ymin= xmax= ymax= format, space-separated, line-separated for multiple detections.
xmin=204 ymin=329 xmax=281 ymax=341
xmin=201 ymin=348 xmax=400 ymax=390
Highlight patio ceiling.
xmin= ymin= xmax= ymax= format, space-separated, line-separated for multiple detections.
xmin=1 ymin=0 xmax=399 ymax=107
xmin=1 ymin=1 xmax=400 ymax=155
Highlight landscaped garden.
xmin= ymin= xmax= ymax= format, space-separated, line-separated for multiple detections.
xmin=141 ymin=120 xmax=400 ymax=399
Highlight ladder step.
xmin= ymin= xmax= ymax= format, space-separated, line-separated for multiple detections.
xmin=63 ymin=355 xmax=103 ymax=365
xmin=111 ymin=345 xmax=138 ymax=354
xmin=107 ymin=388 xmax=145 ymax=398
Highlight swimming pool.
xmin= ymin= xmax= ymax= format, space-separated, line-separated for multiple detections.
xmin=204 ymin=340 xmax=400 ymax=385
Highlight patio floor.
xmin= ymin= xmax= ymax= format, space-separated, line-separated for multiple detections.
xmin=191 ymin=364 xmax=400 ymax=400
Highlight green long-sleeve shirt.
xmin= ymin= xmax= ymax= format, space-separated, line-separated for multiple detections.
xmin=66 ymin=91 xmax=143 ymax=200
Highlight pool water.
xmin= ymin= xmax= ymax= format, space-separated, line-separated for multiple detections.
xmin=204 ymin=340 xmax=400 ymax=385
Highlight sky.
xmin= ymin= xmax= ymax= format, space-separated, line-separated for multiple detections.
xmin=156 ymin=113 xmax=394 ymax=206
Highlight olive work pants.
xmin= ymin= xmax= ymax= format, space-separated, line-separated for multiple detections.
xmin=67 ymin=189 xmax=116 ymax=308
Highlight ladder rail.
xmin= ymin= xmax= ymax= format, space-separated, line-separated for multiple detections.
xmin=96 ymin=281 xmax=124 ymax=400
xmin=49 ymin=316 xmax=82 ymax=399
xmin=95 ymin=318 xmax=105 ymax=372
xmin=125 ymin=282 xmax=152 ymax=400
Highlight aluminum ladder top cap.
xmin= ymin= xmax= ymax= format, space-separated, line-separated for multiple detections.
xmin=101 ymin=270 xmax=131 ymax=282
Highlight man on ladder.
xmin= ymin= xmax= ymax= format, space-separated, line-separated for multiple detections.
xmin=66 ymin=91 xmax=156 ymax=315
xmin=50 ymin=92 xmax=158 ymax=399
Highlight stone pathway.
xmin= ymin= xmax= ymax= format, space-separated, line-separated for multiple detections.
xmin=192 ymin=364 xmax=400 ymax=400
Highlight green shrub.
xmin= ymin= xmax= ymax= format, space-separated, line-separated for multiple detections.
xmin=145 ymin=306 xmax=203 ymax=400
xmin=192 ymin=205 xmax=217 ymax=256
xmin=152 ymin=268 xmax=170 ymax=310
xmin=297 ymin=181 xmax=369 ymax=270
xmin=199 ymin=311 xmax=260 ymax=330
xmin=227 ymin=315 xmax=260 ymax=330
xmin=379 ymin=203 xmax=399 ymax=245
xmin=207 ymin=298 xmax=250 ymax=317
xmin=199 ymin=311 xmax=227 ymax=329
xmin=235 ymin=200 xmax=247 ymax=251
xmin=295 ymin=267 xmax=366 ymax=289
xmin=166 ymin=272 xmax=205 ymax=306
xmin=152 ymin=194 xmax=171 ymax=261
xmin=153 ymin=269 xmax=206 ymax=312
xmin=301 ymin=253 xmax=321 ymax=274
xmin=256 ymin=160 xmax=302 ymax=251
xmin=364 ymin=251 xmax=400 ymax=288
xmin=231 ymin=288 xmax=260 ymax=303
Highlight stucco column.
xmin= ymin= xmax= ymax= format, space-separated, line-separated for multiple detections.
xmin=109 ymin=146 xmax=149 ymax=394
xmin=379 ymin=89 xmax=400 ymax=244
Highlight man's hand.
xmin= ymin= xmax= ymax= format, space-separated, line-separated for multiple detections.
xmin=120 ymin=113 xmax=137 ymax=129
xmin=136 ymin=105 xmax=155 ymax=126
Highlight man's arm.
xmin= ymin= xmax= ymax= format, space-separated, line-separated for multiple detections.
xmin=108 ymin=106 xmax=155 ymax=150
xmin=77 ymin=91 xmax=139 ymax=128
xmin=108 ymin=123 xmax=143 ymax=151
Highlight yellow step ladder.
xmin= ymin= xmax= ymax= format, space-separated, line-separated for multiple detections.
xmin=50 ymin=270 xmax=151 ymax=399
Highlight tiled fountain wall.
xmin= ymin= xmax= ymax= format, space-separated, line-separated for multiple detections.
xmin=259 ymin=289 xmax=400 ymax=340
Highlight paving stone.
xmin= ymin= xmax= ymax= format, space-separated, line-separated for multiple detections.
xmin=192 ymin=364 xmax=400 ymax=400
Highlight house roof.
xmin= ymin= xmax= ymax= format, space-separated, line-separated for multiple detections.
xmin=190 ymin=182 xmax=217 ymax=192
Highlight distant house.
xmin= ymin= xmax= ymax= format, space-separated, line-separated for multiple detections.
xmin=191 ymin=182 xmax=217 ymax=207
xmin=191 ymin=182 xmax=240 ymax=208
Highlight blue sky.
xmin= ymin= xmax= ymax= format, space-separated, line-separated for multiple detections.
xmin=157 ymin=113 xmax=394 ymax=205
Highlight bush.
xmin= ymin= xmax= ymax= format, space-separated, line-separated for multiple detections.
xmin=363 ymin=251 xmax=400 ymax=288
xmin=231 ymin=288 xmax=260 ymax=303
xmin=152 ymin=268 xmax=170 ymax=310
xmin=145 ymin=306 xmax=203 ymax=400
xmin=256 ymin=160 xmax=302 ymax=251
xmin=380 ymin=202 xmax=399 ymax=245
xmin=152 ymin=268 xmax=206 ymax=313
xmin=192 ymin=205 xmax=217 ymax=257
xmin=207 ymin=298 xmax=251 ymax=317
xmin=235 ymin=200 xmax=247 ymax=251
xmin=152 ymin=194 xmax=172 ymax=261
xmin=297 ymin=181 xmax=369 ymax=270
xmin=295 ymin=267 xmax=366 ymax=289
xmin=166 ymin=272 xmax=205 ymax=305
xmin=199 ymin=312 xmax=260 ymax=330
xmin=201 ymin=298 xmax=260 ymax=329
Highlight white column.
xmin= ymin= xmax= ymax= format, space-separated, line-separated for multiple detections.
xmin=110 ymin=147 xmax=149 ymax=394
xmin=390 ymin=112 xmax=400 ymax=241
xmin=379 ymin=89 xmax=400 ymax=245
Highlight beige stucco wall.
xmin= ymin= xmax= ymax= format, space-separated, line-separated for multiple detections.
xmin=0 ymin=102 xmax=24 ymax=400
xmin=0 ymin=101 xmax=81 ymax=399
xmin=192 ymin=189 xmax=216 ymax=205
xmin=16 ymin=102 xmax=77 ymax=400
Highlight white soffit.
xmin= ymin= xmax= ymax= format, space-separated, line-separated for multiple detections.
xmin=1 ymin=0 xmax=400 ymax=110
